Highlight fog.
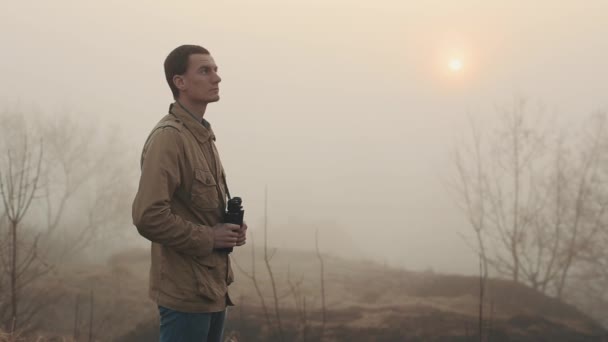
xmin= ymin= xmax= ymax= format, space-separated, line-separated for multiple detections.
xmin=2 ymin=0 xmax=607 ymax=274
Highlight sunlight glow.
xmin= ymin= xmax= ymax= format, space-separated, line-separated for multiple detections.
xmin=449 ymin=59 xmax=463 ymax=72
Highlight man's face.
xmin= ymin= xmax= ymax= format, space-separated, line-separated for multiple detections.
xmin=174 ymin=54 xmax=221 ymax=104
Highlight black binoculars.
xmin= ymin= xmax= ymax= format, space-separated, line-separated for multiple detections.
xmin=221 ymin=197 xmax=244 ymax=253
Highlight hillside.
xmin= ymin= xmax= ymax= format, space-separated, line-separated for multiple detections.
xmin=19 ymin=246 xmax=608 ymax=341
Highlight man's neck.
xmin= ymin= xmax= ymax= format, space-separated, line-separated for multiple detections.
xmin=176 ymin=98 xmax=207 ymax=122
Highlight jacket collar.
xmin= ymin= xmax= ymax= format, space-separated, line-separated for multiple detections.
xmin=168 ymin=102 xmax=216 ymax=143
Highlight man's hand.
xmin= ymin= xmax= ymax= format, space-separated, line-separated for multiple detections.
xmin=236 ymin=221 xmax=248 ymax=246
xmin=212 ymin=223 xmax=241 ymax=249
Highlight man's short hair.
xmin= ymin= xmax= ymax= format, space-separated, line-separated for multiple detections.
xmin=164 ymin=45 xmax=210 ymax=99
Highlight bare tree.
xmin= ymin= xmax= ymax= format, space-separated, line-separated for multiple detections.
xmin=0 ymin=212 xmax=7 ymax=312
xmin=262 ymin=187 xmax=284 ymax=342
xmin=555 ymin=114 xmax=608 ymax=297
xmin=87 ymin=290 xmax=94 ymax=342
xmin=452 ymin=98 xmax=608 ymax=302
xmin=0 ymin=107 xmax=135 ymax=336
xmin=232 ymin=189 xmax=333 ymax=340
xmin=35 ymin=115 xmax=135 ymax=260
xmin=231 ymin=186 xmax=283 ymax=340
xmin=73 ymin=294 xmax=81 ymax=341
xmin=478 ymin=253 xmax=484 ymax=342
xmin=231 ymin=230 xmax=272 ymax=331
xmin=0 ymin=132 xmax=43 ymax=334
xmin=287 ymin=264 xmax=308 ymax=341
xmin=453 ymin=116 xmax=489 ymax=279
xmin=315 ymin=229 xmax=326 ymax=341
xmin=453 ymin=117 xmax=490 ymax=342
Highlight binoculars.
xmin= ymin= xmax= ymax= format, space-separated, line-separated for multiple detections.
xmin=221 ymin=197 xmax=244 ymax=253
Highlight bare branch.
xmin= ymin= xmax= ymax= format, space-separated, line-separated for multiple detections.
xmin=315 ymin=228 xmax=327 ymax=341
xmin=263 ymin=186 xmax=284 ymax=341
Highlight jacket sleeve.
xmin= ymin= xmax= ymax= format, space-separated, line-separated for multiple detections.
xmin=132 ymin=127 xmax=214 ymax=257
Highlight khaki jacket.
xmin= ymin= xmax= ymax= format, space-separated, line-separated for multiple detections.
xmin=132 ymin=102 xmax=234 ymax=313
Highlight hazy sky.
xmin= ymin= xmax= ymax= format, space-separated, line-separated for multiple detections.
xmin=2 ymin=0 xmax=607 ymax=273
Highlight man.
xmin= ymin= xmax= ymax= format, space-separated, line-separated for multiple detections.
xmin=132 ymin=44 xmax=247 ymax=342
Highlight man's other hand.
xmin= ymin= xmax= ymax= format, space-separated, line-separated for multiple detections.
xmin=212 ymin=223 xmax=241 ymax=248
xmin=236 ymin=221 xmax=248 ymax=246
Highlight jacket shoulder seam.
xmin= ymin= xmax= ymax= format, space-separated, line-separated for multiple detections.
xmin=139 ymin=122 xmax=185 ymax=168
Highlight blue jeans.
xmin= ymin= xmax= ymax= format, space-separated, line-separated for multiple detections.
xmin=158 ymin=306 xmax=226 ymax=342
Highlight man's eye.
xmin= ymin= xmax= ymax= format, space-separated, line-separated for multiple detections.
xmin=200 ymin=68 xmax=209 ymax=74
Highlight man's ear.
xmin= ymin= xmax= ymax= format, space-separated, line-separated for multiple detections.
xmin=173 ymin=75 xmax=186 ymax=92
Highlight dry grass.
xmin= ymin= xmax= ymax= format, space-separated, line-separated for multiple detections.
xmin=0 ymin=329 xmax=76 ymax=342
xmin=6 ymin=247 xmax=607 ymax=341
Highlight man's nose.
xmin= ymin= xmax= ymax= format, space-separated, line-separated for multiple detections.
xmin=214 ymin=73 xmax=222 ymax=83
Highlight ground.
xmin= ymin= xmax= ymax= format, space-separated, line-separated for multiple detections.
xmin=11 ymin=246 xmax=608 ymax=341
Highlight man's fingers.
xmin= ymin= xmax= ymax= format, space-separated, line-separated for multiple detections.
xmin=224 ymin=223 xmax=241 ymax=231
xmin=213 ymin=223 xmax=246 ymax=248
xmin=214 ymin=222 xmax=246 ymax=248
xmin=218 ymin=239 xmax=238 ymax=248
xmin=225 ymin=231 xmax=239 ymax=238
xmin=218 ymin=238 xmax=237 ymax=246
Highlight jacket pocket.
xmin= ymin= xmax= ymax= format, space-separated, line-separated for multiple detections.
xmin=191 ymin=254 xmax=226 ymax=301
xmin=191 ymin=168 xmax=220 ymax=210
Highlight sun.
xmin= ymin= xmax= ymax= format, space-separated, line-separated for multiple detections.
xmin=449 ymin=59 xmax=463 ymax=72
